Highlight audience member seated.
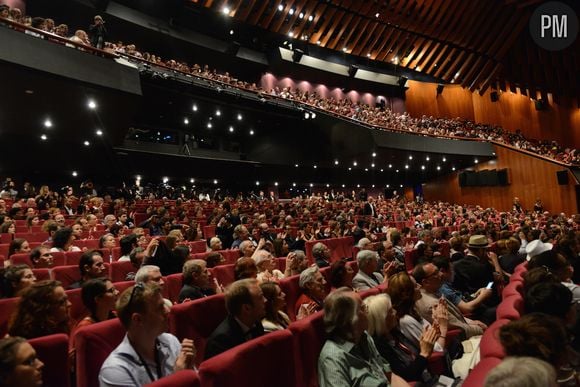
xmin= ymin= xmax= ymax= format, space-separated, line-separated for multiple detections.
xmin=8 ymin=280 xmax=71 ymax=339
xmin=178 ymin=260 xmax=223 ymax=303
xmin=313 ymin=242 xmax=332 ymax=268
xmin=144 ymin=239 xmax=183 ymax=276
xmin=295 ymin=265 xmax=327 ymax=320
xmin=352 ymin=250 xmax=388 ymax=291
xmin=29 ymin=247 xmax=54 ymax=269
xmin=237 ymin=240 xmax=256 ymax=260
xmin=329 ymin=259 xmax=355 ymax=291
xmin=204 ymin=279 xmax=265 ymax=360
xmin=205 ymin=251 xmax=225 ymax=268
xmin=318 ymin=287 xmax=408 ymax=387
xmin=134 ymin=265 xmax=172 ymax=308
xmin=499 ymin=313 xmax=578 ymax=386
xmin=357 ymin=237 xmax=373 ymax=250
xmin=208 ymin=237 xmax=222 ymax=252
xmin=284 ymin=250 xmax=309 ymax=276
xmin=484 ymin=356 xmax=558 ymax=387
xmin=68 ymin=249 xmax=106 ymax=289
xmin=0 ymin=264 xmax=36 ymax=298
xmin=125 ymin=247 xmax=145 ymax=281
xmin=99 ymin=233 xmax=117 ymax=250
xmin=449 ymin=237 xmax=465 ymax=262
xmin=432 ymin=256 xmax=494 ymax=324
xmin=50 ymin=227 xmax=81 ymax=253
xmin=365 ymin=293 xmax=438 ymax=384
xmin=254 ymin=249 xmax=285 ymax=283
xmin=260 ymin=281 xmax=290 ymax=332
xmin=99 ymin=283 xmax=195 ymax=386
xmin=118 ymin=234 xmax=138 ymax=262
xmin=386 ymin=272 xmax=447 ymax=353
xmin=8 ymin=238 xmax=31 ymax=257
xmin=498 ymin=237 xmax=525 ymax=274
xmin=0 ymin=336 xmax=45 ymax=387
xmin=527 ymin=250 xmax=580 ymax=302
xmin=234 ymin=257 xmax=258 ymax=281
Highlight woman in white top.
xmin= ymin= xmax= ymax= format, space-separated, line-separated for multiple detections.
xmin=50 ymin=227 xmax=81 ymax=252
xmin=260 ymin=282 xmax=290 ymax=332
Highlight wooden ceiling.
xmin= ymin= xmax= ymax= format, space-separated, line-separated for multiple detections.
xmin=192 ymin=0 xmax=578 ymax=99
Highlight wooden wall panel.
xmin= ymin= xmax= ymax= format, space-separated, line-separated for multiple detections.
xmin=423 ymin=145 xmax=578 ymax=215
xmin=405 ymin=80 xmax=580 ymax=149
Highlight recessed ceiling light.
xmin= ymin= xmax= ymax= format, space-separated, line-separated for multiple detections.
xmin=96 ymin=129 xmax=103 ymax=136
xmin=371 ymin=163 xmax=375 ymax=168
xmin=316 ymin=40 xmax=321 ymax=45
xmin=213 ymin=179 xmax=218 ymax=184
xmin=274 ymin=182 xmax=278 ymax=186
xmin=87 ymin=100 xmax=97 ymax=109
xmin=192 ymin=104 xmax=198 ymax=111
xmin=452 ymin=167 xmax=456 ymax=171
xmin=405 ymin=165 xmax=409 ymax=169
xmin=353 ymin=161 xmax=357 ymax=166
xmin=278 ymin=4 xmax=283 ymax=11
xmin=442 ymin=157 xmax=446 ymax=162
xmin=474 ymin=158 xmax=479 ymax=163
xmin=229 ymin=30 xmax=234 ymax=35
xmin=372 ymin=185 xmax=375 ymax=188
xmin=437 ymin=166 xmax=441 ymax=170
xmin=44 ymin=119 xmax=52 ymax=128
xmin=426 ymin=156 xmax=430 ymax=161
xmin=375 ymin=12 xmax=380 ymax=18
xmin=386 ymin=184 xmax=390 ymax=188
xmin=308 ymin=15 xmax=313 ymax=21
xmin=334 ymin=160 xmax=339 ymax=165
xmin=348 ymin=167 xmax=352 ymax=171
xmin=249 ymin=130 xmax=254 ymax=135
xmin=396 ymin=169 xmax=400 ymax=173
xmin=400 ymin=184 xmax=403 ymax=188
xmin=310 ymin=183 xmax=313 ymax=187
xmin=292 ymin=182 xmax=296 ymax=187
xmin=183 ymin=118 xmax=189 ymax=124
xmin=83 ymin=141 xmax=90 ymax=146
xmin=289 ymin=8 xmax=295 ymax=15
xmin=216 ymin=110 xmax=221 ymax=116
xmin=207 ymin=123 xmax=212 ymax=129
xmin=288 ymin=31 xmax=294 ymax=37
xmin=388 ymin=164 xmax=392 ymax=168
xmin=367 ymin=53 xmax=371 ymax=57
xmin=372 ymin=152 xmax=376 ymax=157
xmin=229 ymin=126 xmax=234 ymax=132
xmin=408 ymin=155 xmax=413 ymax=160
xmin=237 ymin=113 xmax=243 ymax=121
xmin=190 ymin=178 xmax=195 ymax=183
xmin=24 ymin=89 xmax=34 ymax=94
xmin=295 ymin=164 xmax=299 ymax=167
xmin=421 ymin=165 xmax=425 ymax=170
xmin=255 ymin=181 xmax=260 ymax=186
xmin=222 ymin=7 xmax=230 ymax=14
xmin=72 ymin=171 xmax=78 ymax=177
xmin=299 ymin=12 xmax=304 ymax=18
xmin=342 ymin=47 xmax=347 ymax=52
xmin=313 ymin=165 xmax=317 ymax=169
xmin=40 ymin=134 xmax=47 ymax=141
xmin=380 ymin=169 xmax=384 ymax=172
xmin=162 ymin=177 xmax=169 ymax=183
xmin=364 ymin=168 xmax=368 ymax=172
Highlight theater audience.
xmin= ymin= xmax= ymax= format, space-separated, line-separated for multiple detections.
xmin=68 ymin=250 xmax=106 ymax=289
xmin=134 ymin=265 xmax=172 ymax=308
xmin=8 ymin=238 xmax=31 ymax=257
xmin=498 ymin=237 xmax=524 ymax=274
xmin=29 ymin=246 xmax=54 ymax=269
xmin=205 ymin=251 xmax=225 ymax=268
xmin=118 ymin=234 xmax=138 ymax=261
xmin=99 ymin=283 xmax=195 ymax=386
xmin=260 ymin=281 xmax=290 ymax=332
xmin=295 ymin=265 xmax=327 ymax=320
xmin=50 ymin=227 xmax=81 ymax=252
xmin=254 ymin=249 xmax=285 ymax=283
xmin=312 ymin=242 xmax=332 ymax=268
xmin=318 ymin=288 xmax=408 ymax=387
xmin=8 ymin=280 xmax=71 ymax=339
xmin=124 ymin=247 xmax=145 ymax=281
xmin=527 ymin=250 xmax=580 ymax=302
xmin=484 ymin=357 xmax=557 ymax=387
xmin=178 ymin=259 xmax=223 ymax=303
xmin=328 ymin=259 xmax=355 ymax=291
xmin=352 ymin=250 xmax=388 ymax=291
xmin=234 ymin=257 xmax=258 ymax=280
xmin=0 ymin=336 xmax=45 ymax=387
xmin=204 ymin=279 xmax=265 ymax=360
xmin=0 ymin=264 xmax=36 ymax=298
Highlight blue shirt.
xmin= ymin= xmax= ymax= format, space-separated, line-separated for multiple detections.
xmin=437 ymin=281 xmax=463 ymax=306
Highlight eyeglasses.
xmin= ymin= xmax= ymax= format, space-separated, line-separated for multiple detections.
xmin=128 ymin=282 xmax=145 ymax=308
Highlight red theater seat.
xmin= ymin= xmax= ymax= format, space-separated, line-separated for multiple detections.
xmin=502 ymin=281 xmax=523 ymax=299
xmin=29 ymin=333 xmax=70 ymax=387
xmin=288 ymin=311 xmax=325 ymax=387
xmin=110 ymin=260 xmax=134 ymax=283
xmin=65 ymin=251 xmax=84 ymax=266
xmin=53 ymin=265 xmax=81 ymax=289
xmin=462 ymin=357 xmax=502 ymax=387
xmin=188 ymin=240 xmax=208 ymax=254
xmin=145 ymin=370 xmax=200 ymax=387
xmin=198 ymin=329 xmax=296 ymax=387
xmin=0 ymin=297 xmax=19 ymax=336
xmin=210 ymin=264 xmax=235 ymax=288
xmin=32 ymin=268 xmax=51 ymax=281
xmin=168 ymin=294 xmax=227 ymax=365
xmin=75 ymin=318 xmax=126 ymax=387
xmin=15 ymin=232 xmax=48 ymax=243
xmin=496 ymin=295 xmax=524 ymax=320
xmin=480 ymin=319 xmax=509 ymax=359
xmin=404 ymin=249 xmax=419 ymax=272
xmin=278 ymin=274 xmax=301 ymax=321
xmin=203 ymin=225 xmax=216 ymax=239
xmin=165 ymin=273 xmax=183 ymax=303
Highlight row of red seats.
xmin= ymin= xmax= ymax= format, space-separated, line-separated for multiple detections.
xmin=462 ymin=262 xmax=527 ymax=386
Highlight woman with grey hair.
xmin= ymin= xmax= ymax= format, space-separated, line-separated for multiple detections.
xmin=318 ymin=288 xmax=408 ymax=387
xmin=484 ymin=357 xmax=557 ymax=387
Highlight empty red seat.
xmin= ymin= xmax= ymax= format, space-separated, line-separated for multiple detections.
xmin=146 ymin=370 xmax=200 ymax=387
xmin=203 ymin=225 xmax=216 ymax=239
xmin=480 ymin=319 xmax=509 ymax=359
xmin=168 ymin=294 xmax=226 ymax=365
xmin=75 ymin=318 xmax=126 ymax=387
xmin=29 ymin=333 xmax=70 ymax=387
xmin=65 ymin=250 xmax=84 ymax=266
xmin=288 ymin=311 xmax=325 ymax=387
xmin=188 ymin=240 xmax=207 ymax=254
xmin=53 ymin=265 xmax=81 ymax=289
xmin=165 ymin=273 xmax=183 ymax=303
xmin=198 ymin=329 xmax=296 ymax=387
xmin=75 ymin=239 xmax=100 ymax=250
xmin=0 ymin=297 xmax=19 ymax=336
xmin=110 ymin=260 xmax=134 ymax=283
xmin=210 ymin=264 xmax=235 ymax=288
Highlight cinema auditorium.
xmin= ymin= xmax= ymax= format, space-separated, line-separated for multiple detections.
xmin=0 ymin=0 xmax=579 ymax=386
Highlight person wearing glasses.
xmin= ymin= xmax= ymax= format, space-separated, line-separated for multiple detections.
xmin=0 ymin=336 xmax=45 ymax=387
xmin=99 ymin=283 xmax=195 ymax=386
xmin=318 ymin=288 xmax=408 ymax=387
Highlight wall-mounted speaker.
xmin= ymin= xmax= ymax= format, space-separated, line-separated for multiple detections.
xmin=535 ymin=99 xmax=547 ymax=111
xmin=557 ymin=170 xmax=569 ymax=185
xmin=490 ymin=91 xmax=499 ymax=102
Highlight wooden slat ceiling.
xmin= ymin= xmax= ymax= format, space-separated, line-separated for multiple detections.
xmin=196 ymin=0 xmax=578 ymax=99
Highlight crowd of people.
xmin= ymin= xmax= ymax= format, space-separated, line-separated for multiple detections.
xmin=0 ymin=179 xmax=577 ymax=385
xmin=0 ymin=4 xmax=578 ymax=166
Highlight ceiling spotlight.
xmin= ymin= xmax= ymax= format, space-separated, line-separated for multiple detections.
xmin=371 ymin=163 xmax=375 ymax=168
xmin=83 ymin=141 xmax=90 ymax=146
xmin=95 ymin=129 xmax=103 ymax=136
xmin=299 ymin=12 xmax=304 ymax=18
xmin=426 ymin=156 xmax=430 ymax=161
xmin=304 ymin=112 xmax=310 ymax=119
xmin=229 ymin=126 xmax=234 ymax=132
xmin=289 ymin=8 xmax=295 ymax=15
xmin=372 ymin=152 xmax=376 ymax=157
xmin=237 ymin=113 xmax=243 ymax=121
xmin=255 ymin=181 xmax=260 ymax=186
xmin=342 ymin=47 xmax=347 ymax=52
xmin=443 ymin=157 xmax=446 ymax=162
xmin=388 ymin=164 xmax=392 ymax=168
xmin=405 ymin=165 xmax=409 ymax=169
xmin=215 ymin=110 xmax=221 ymax=116
xmin=367 ymin=53 xmax=371 ymax=57
xmin=308 ymin=15 xmax=313 ymax=21
xmin=190 ymin=178 xmax=195 ymax=183
xmin=437 ymin=166 xmax=441 ymax=170
xmin=408 ymin=155 xmax=413 ymax=160
xmin=313 ymin=165 xmax=317 ymax=169
xmin=421 ymin=165 xmax=425 ymax=170
xmin=348 ymin=167 xmax=352 ymax=171
xmin=311 ymin=112 xmax=316 ymax=119
xmin=316 ymin=40 xmax=321 ymax=45
xmin=288 ymin=31 xmax=294 ymax=37
xmin=372 ymin=184 xmax=375 ymax=188
xmin=310 ymin=183 xmax=313 ymax=187
xmin=192 ymin=104 xmax=198 ymax=111
xmin=452 ymin=167 xmax=456 ymax=171
xmin=136 ymin=175 xmax=141 ymax=180
xmin=295 ymin=164 xmax=299 ymax=168
xmin=474 ymin=158 xmax=479 ymax=163
xmin=229 ymin=29 xmax=234 ymax=35
xmin=364 ymin=168 xmax=368 ymax=172
xmin=342 ymin=184 xmax=345 ymax=188
xmin=278 ymin=4 xmax=283 ymax=11
xmin=40 ymin=134 xmax=47 ymax=141
xmin=222 ymin=6 xmax=230 ymax=14
xmin=44 ymin=119 xmax=52 ymax=128
xmin=380 ymin=169 xmax=384 ymax=172
xmin=357 ymin=184 xmax=360 ymax=188
xmin=353 ymin=161 xmax=357 ymax=166
xmin=375 ymin=12 xmax=380 ymax=18
xmin=87 ymin=100 xmax=97 ymax=109
xmin=249 ymin=130 xmax=254 ymax=135
xmin=396 ymin=169 xmax=400 ymax=173
xmin=274 ymin=182 xmax=278 ymax=186
xmin=386 ymin=184 xmax=390 ymax=188
xmin=72 ymin=171 xmax=78 ymax=177
xmin=162 ymin=177 xmax=169 ymax=183
xmin=400 ymin=184 xmax=403 ymax=188
xmin=207 ymin=123 xmax=212 ymax=129
xmin=334 ymin=160 xmax=339 ymax=165
xmin=292 ymin=182 xmax=296 ymax=187
xmin=183 ymin=118 xmax=189 ymax=124
xmin=213 ymin=179 xmax=218 ymax=184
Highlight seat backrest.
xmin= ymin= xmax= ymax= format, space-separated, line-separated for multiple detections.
xmin=29 ymin=333 xmax=71 ymax=387
xmin=165 ymin=273 xmax=183 ymax=304
xmin=404 ymin=249 xmax=419 ymax=272
xmin=110 ymin=260 xmax=134 ymax=283
xmin=479 ymin=318 xmax=509 ymax=359
xmin=278 ymin=274 xmax=301 ymax=321
xmin=288 ymin=311 xmax=325 ymax=387
xmin=32 ymin=268 xmax=51 ymax=281
xmin=188 ymin=240 xmax=208 ymax=254
xmin=462 ymin=357 xmax=502 ymax=387
xmin=198 ymin=329 xmax=296 ymax=387
xmin=168 ymin=294 xmax=227 ymax=365
xmin=53 ymin=265 xmax=81 ymax=289
xmin=10 ymin=253 xmax=33 ymax=266
xmin=210 ymin=264 xmax=236 ymax=288
xmin=65 ymin=250 xmax=84 ymax=266
xmin=146 ymin=370 xmax=200 ymax=387
xmin=203 ymin=225 xmax=216 ymax=239
xmin=15 ymin=232 xmax=48 ymax=243
xmin=66 ymin=288 xmax=88 ymax=323
xmin=0 ymin=297 xmax=19 ymax=336
xmin=496 ymin=295 xmax=524 ymax=320
xmin=75 ymin=318 xmax=126 ymax=387
xmin=502 ymin=281 xmax=523 ymax=299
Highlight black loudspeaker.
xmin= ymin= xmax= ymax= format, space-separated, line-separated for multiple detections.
xmin=490 ymin=92 xmax=499 ymax=102
xmin=292 ymin=49 xmax=304 ymax=62
xmin=436 ymin=84 xmax=444 ymax=95
xmin=557 ymin=170 xmax=569 ymax=185
xmin=535 ymin=99 xmax=547 ymax=111
xmin=458 ymin=171 xmax=467 ymax=187
xmin=348 ymin=65 xmax=359 ymax=77
xmin=226 ymin=41 xmax=241 ymax=56
xmin=498 ymin=169 xmax=509 ymax=185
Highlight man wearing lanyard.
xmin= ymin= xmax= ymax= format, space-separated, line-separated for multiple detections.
xmin=99 ymin=283 xmax=196 ymax=386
